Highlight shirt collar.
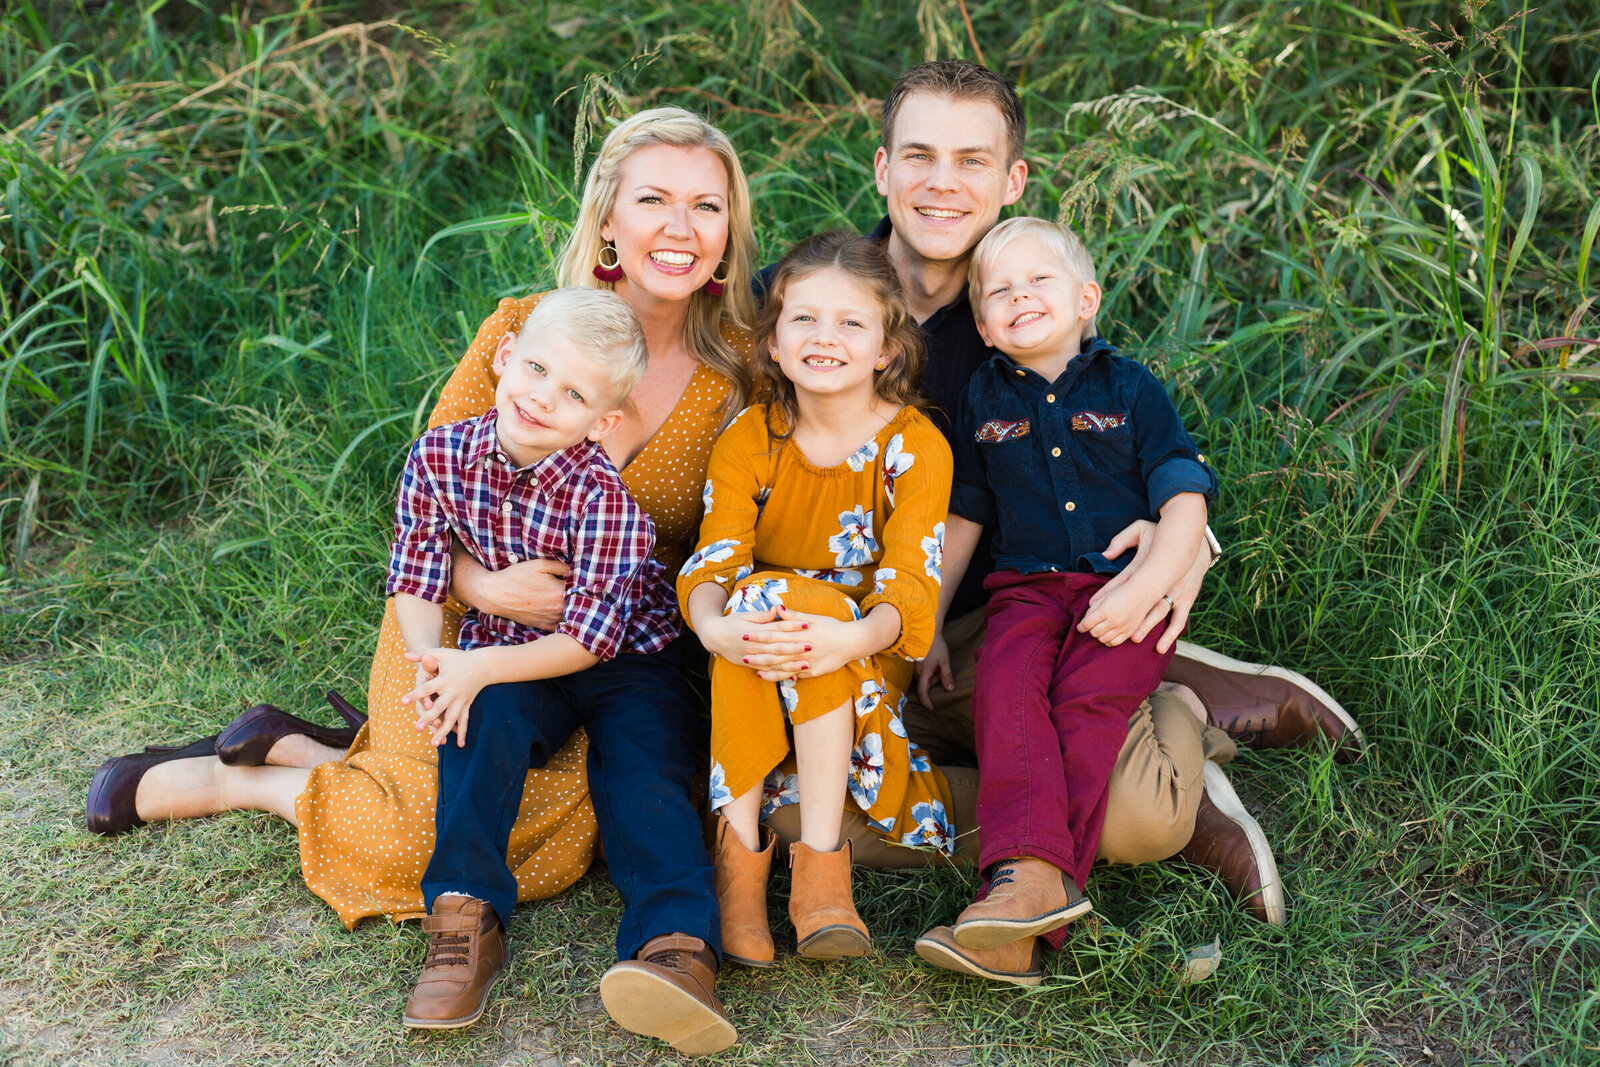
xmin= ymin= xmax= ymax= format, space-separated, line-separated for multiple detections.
xmin=986 ymin=335 xmax=1118 ymax=389
xmin=468 ymin=409 xmax=603 ymax=492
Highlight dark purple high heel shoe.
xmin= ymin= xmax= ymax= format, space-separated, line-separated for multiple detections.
xmin=86 ymin=734 xmax=220 ymax=835
xmin=215 ymin=689 xmax=367 ymax=766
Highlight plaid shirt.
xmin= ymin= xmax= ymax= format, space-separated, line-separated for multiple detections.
xmin=386 ymin=410 xmax=679 ymax=658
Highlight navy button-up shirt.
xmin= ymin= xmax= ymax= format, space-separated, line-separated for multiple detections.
xmin=951 ymin=337 xmax=1217 ymax=575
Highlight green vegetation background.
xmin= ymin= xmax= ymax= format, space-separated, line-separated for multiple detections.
xmin=2 ymin=1 xmax=1596 ymax=1063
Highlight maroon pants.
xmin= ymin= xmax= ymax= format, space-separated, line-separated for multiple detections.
xmin=972 ymin=570 xmax=1175 ymax=949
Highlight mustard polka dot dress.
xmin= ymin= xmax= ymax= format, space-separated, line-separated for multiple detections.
xmin=295 ymin=293 xmax=750 ymax=928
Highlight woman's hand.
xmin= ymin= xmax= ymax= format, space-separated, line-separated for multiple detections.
xmin=450 ymin=543 xmax=567 ymax=630
xmin=750 ymin=604 xmax=901 ymax=682
xmin=1087 ymin=519 xmax=1211 ymax=654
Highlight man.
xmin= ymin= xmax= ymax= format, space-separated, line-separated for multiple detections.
xmin=851 ymin=60 xmax=1361 ymax=982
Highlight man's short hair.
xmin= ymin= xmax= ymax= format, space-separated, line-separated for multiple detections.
xmin=969 ymin=217 xmax=1100 ymax=337
xmin=521 ymin=287 xmax=649 ymax=405
xmin=881 ymin=60 xmax=1026 ymax=164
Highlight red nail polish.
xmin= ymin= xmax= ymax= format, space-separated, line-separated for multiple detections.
xmin=801 ymin=623 xmax=810 ymax=630
xmin=742 ymin=657 xmax=749 ymax=664
xmin=804 ymin=645 xmax=812 ymax=652
xmin=742 ymin=634 xmax=749 ymax=641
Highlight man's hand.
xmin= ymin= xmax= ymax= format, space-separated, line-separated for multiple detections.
xmin=915 ymin=632 xmax=953 ymax=708
xmin=1089 ymin=518 xmax=1211 ymax=654
xmin=451 ymin=544 xmax=568 ymax=630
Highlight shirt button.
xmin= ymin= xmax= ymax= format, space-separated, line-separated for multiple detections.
xmin=1051 ymin=447 xmax=1061 ymax=457
xmin=1046 ymin=393 xmax=1056 ymax=403
xmin=506 ymin=553 xmax=518 ymax=564
xmin=1015 ymin=369 xmax=1025 ymax=377
xmin=1198 ymin=453 xmax=1207 ymax=463
xmin=1064 ymin=501 xmax=1076 ymax=511
xmin=501 ymin=500 xmax=513 ymax=514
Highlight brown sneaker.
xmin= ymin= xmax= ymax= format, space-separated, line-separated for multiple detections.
xmin=599 ymin=933 xmax=737 ymax=1056
xmin=401 ymin=896 xmax=507 ymax=1029
xmin=951 ymin=857 xmax=1091 ymax=949
xmin=1178 ymin=762 xmax=1286 ymax=925
xmin=915 ymin=925 xmax=1042 ymax=987
xmin=1166 ymin=641 xmax=1366 ymax=760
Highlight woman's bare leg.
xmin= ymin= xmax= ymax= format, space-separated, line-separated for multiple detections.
xmin=134 ymin=757 xmax=311 ymax=826
xmin=265 ymin=735 xmax=350 ymax=769
xmin=793 ymin=699 xmax=851 ymax=852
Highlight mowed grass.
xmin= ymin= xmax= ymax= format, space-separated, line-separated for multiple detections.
xmin=2 ymin=1 xmax=1597 ymax=1064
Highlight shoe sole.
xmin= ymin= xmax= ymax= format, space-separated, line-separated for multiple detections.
xmin=1173 ymin=640 xmax=1366 ymax=749
xmin=914 ymin=936 xmax=1042 ymax=987
xmin=952 ymin=896 xmax=1092 ymax=949
xmin=722 ymin=950 xmax=777 ymax=969
xmin=401 ymin=964 xmax=505 ymax=1029
xmin=598 ymin=964 xmax=737 ymax=1056
xmin=795 ymin=925 xmax=871 ymax=959
xmin=1201 ymin=761 xmax=1286 ymax=926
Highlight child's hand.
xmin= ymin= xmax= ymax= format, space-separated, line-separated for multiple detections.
xmin=757 ymin=608 xmax=873 ymax=681
xmin=700 ymin=606 xmax=812 ymax=676
xmin=403 ymin=647 xmax=484 ymax=747
xmin=915 ymin=633 xmax=953 ymax=708
xmin=1077 ymin=583 xmax=1160 ymax=647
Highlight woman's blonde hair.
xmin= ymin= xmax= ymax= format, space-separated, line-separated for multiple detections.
xmin=556 ymin=107 xmax=756 ymax=413
xmin=752 ymin=231 xmax=926 ymax=442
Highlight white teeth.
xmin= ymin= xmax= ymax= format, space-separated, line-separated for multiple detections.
xmin=650 ymin=250 xmax=695 ymax=266
xmin=804 ymin=357 xmax=843 ymax=367
xmin=918 ymin=208 xmax=963 ymax=219
xmin=1012 ymin=311 xmax=1043 ymax=326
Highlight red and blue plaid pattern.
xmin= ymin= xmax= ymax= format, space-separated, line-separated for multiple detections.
xmin=387 ymin=410 xmax=679 ymax=659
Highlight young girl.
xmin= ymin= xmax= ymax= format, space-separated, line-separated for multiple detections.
xmin=677 ymin=231 xmax=954 ymax=966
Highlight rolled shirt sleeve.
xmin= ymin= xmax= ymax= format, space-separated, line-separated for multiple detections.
xmin=1130 ymin=364 xmax=1218 ymax=513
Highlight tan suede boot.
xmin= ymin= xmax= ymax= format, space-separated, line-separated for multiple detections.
xmin=788 ymin=840 xmax=869 ymax=959
xmin=714 ymin=818 xmax=776 ymax=967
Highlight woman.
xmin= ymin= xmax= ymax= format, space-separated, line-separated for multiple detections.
xmin=88 ymin=106 xmax=759 ymax=1055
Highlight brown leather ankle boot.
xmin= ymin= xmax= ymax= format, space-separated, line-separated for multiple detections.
xmin=788 ymin=840 xmax=869 ymax=959
xmin=599 ymin=933 xmax=737 ymax=1055
xmin=714 ymin=818 xmax=775 ymax=967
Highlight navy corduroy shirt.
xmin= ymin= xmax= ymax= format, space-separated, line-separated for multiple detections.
xmin=951 ymin=337 xmax=1217 ymax=575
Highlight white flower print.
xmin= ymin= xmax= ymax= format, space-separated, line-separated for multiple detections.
xmin=869 ymin=815 xmax=896 ymax=835
xmin=681 ymin=538 xmax=738 ymax=576
xmin=848 ymin=733 xmax=885 ymax=808
xmin=855 ymin=679 xmax=885 ymax=718
xmin=708 ymin=760 xmax=732 ymax=810
xmin=755 ymin=486 xmax=772 ymax=518
xmin=921 ymin=521 xmax=945 ymax=582
xmin=734 ymin=564 xmax=753 ymax=582
xmin=908 ymin=748 xmax=931 ymax=773
xmin=795 ymin=567 xmax=863 ymax=587
xmin=702 ymin=479 xmax=714 ymax=515
xmin=760 ymin=771 xmax=801 ymax=819
xmin=881 ymin=434 xmax=914 ymax=504
xmin=872 ymin=567 xmax=896 ymax=595
xmin=887 ymin=693 xmax=908 ymax=738
xmin=901 ymin=800 xmax=954 ymax=853
xmin=846 ymin=439 xmax=880 ymax=472
xmin=829 ymin=506 xmax=878 ymax=568
xmin=728 ymin=577 xmax=788 ymax=615
xmin=778 ymin=678 xmax=798 ymax=721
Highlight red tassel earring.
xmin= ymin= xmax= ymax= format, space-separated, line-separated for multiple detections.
xmin=593 ymin=243 xmax=624 ymax=283
xmin=704 ymin=263 xmax=729 ymax=296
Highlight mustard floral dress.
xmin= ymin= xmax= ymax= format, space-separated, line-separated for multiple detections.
xmin=677 ymin=403 xmax=956 ymax=853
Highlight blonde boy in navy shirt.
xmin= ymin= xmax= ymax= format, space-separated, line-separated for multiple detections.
xmin=918 ymin=217 xmax=1217 ymax=962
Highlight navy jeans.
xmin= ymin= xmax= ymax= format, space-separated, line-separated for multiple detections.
xmin=419 ymin=640 xmax=720 ymax=963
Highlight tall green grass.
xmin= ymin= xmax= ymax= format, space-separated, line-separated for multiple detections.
xmin=3 ymin=1 xmax=1597 ymax=1063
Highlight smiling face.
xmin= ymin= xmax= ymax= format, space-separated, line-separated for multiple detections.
xmin=768 ymin=267 xmax=891 ymax=407
xmin=601 ymin=143 xmax=731 ymax=309
xmin=973 ymin=233 xmax=1102 ymax=372
xmin=873 ymin=92 xmax=1027 ymax=272
xmin=490 ymin=328 xmax=626 ymax=468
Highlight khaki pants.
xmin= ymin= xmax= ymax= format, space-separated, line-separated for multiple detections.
xmin=766 ymin=606 xmax=1236 ymax=870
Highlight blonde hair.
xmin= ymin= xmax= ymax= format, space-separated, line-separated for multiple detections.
xmin=752 ymin=231 xmax=926 ymax=442
xmin=555 ymin=107 xmax=756 ymax=413
xmin=518 ymin=288 xmax=648 ymax=406
xmin=968 ymin=216 xmax=1100 ymax=337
